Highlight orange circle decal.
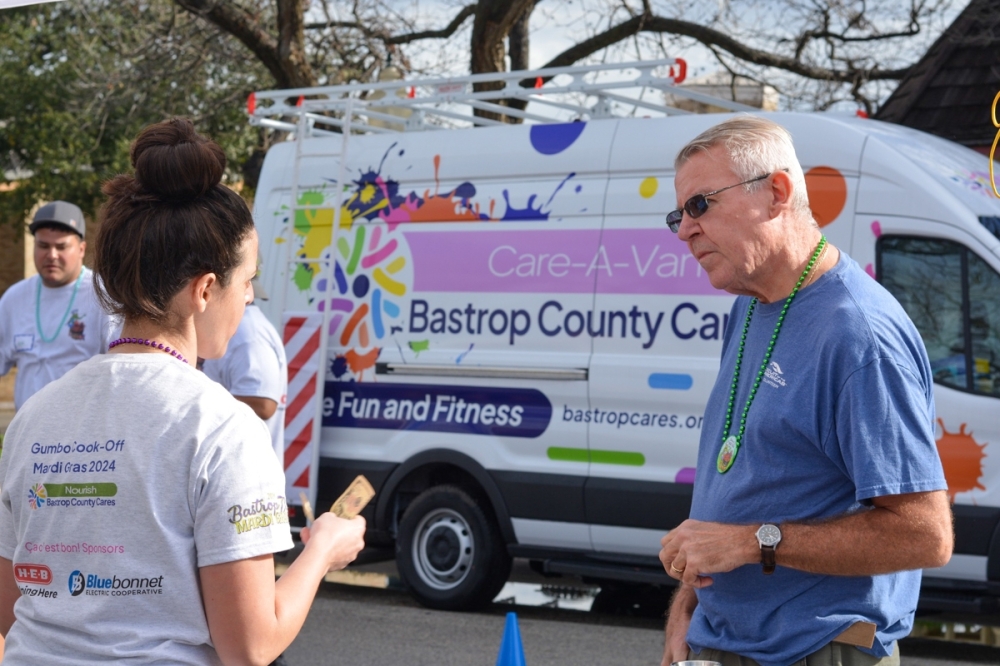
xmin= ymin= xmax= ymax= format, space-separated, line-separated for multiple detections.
xmin=804 ymin=166 xmax=847 ymax=228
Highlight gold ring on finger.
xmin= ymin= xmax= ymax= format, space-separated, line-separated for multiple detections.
xmin=670 ymin=563 xmax=684 ymax=575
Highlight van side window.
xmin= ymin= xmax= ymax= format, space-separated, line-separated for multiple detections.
xmin=878 ymin=236 xmax=1000 ymax=397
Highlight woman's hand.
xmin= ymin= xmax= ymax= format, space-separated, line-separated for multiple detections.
xmin=201 ymin=515 xmax=367 ymax=665
xmin=300 ymin=514 xmax=366 ymax=571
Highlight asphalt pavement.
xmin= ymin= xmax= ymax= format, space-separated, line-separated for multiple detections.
xmin=279 ymin=556 xmax=1000 ymax=666
xmin=286 ymin=583 xmax=663 ymax=665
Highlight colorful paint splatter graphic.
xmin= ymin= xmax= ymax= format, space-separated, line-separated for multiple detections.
xmin=865 ymin=220 xmax=882 ymax=279
xmin=325 ymin=217 xmax=408 ymax=380
xmin=803 ymin=166 xmax=847 ymax=227
xmin=936 ymin=419 xmax=987 ymax=502
xmin=947 ymin=168 xmax=1000 ymax=198
xmin=28 ymin=483 xmax=47 ymax=510
xmin=279 ymin=124 xmax=588 ymax=381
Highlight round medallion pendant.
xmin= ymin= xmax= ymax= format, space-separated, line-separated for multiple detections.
xmin=717 ymin=435 xmax=739 ymax=473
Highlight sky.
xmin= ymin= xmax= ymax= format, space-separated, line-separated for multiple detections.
xmin=376 ymin=0 xmax=965 ymax=112
xmin=0 ymin=0 xmax=62 ymax=8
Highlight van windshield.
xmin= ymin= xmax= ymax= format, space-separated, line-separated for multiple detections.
xmin=980 ymin=216 xmax=1000 ymax=241
xmin=879 ymin=236 xmax=1000 ymax=398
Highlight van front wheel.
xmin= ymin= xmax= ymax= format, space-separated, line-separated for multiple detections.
xmin=396 ymin=485 xmax=512 ymax=610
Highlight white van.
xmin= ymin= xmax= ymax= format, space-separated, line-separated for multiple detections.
xmin=250 ymin=62 xmax=1000 ymax=613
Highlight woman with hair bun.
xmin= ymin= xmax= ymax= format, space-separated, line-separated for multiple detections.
xmin=0 ymin=118 xmax=365 ymax=665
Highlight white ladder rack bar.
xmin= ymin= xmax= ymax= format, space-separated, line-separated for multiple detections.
xmin=292 ymin=204 xmax=344 ymax=211
xmin=410 ymin=106 xmax=502 ymax=127
xmin=252 ymin=58 xmax=683 ymax=104
xmin=658 ymin=85 xmax=759 ymax=112
xmin=504 ymin=93 xmax=611 ymax=115
xmin=246 ymin=58 xmax=755 ymax=136
xmin=463 ymin=99 xmax=555 ymax=123
xmin=258 ymin=74 xmax=687 ymax=118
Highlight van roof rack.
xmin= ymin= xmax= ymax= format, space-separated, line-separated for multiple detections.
xmin=247 ymin=59 xmax=759 ymax=137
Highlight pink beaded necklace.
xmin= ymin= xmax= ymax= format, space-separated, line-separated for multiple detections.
xmin=108 ymin=337 xmax=189 ymax=365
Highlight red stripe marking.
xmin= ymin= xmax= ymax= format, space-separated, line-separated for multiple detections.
xmin=287 ymin=327 xmax=321 ymax=384
xmin=293 ymin=467 xmax=310 ymax=488
xmin=283 ymin=317 xmax=307 ymax=345
xmin=284 ymin=420 xmax=312 ymax=469
xmin=285 ymin=374 xmax=316 ymax=426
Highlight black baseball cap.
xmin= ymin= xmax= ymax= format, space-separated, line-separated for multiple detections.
xmin=29 ymin=201 xmax=85 ymax=238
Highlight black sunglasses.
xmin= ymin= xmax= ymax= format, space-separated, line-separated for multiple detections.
xmin=665 ymin=172 xmax=775 ymax=233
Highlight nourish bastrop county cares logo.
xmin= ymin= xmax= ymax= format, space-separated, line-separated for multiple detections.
xmin=28 ymin=483 xmax=47 ymax=509
xmin=28 ymin=483 xmax=117 ymax=509
xmin=69 ymin=569 xmax=165 ymax=597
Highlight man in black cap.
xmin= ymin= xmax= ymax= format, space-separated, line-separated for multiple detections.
xmin=0 ymin=201 xmax=117 ymax=409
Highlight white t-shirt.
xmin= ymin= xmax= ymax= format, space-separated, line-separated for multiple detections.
xmin=0 ymin=353 xmax=293 ymax=665
xmin=202 ymin=304 xmax=287 ymax=461
xmin=0 ymin=269 xmax=118 ymax=410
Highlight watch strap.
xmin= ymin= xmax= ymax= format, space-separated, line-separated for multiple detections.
xmin=761 ymin=544 xmax=776 ymax=574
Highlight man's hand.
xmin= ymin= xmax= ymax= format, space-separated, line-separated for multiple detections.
xmin=660 ymin=491 xmax=952 ymax=585
xmin=659 ymin=519 xmax=757 ymax=588
xmin=661 ymin=585 xmax=697 ymax=666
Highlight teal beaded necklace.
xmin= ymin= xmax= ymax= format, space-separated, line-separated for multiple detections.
xmin=716 ymin=236 xmax=827 ymax=473
xmin=35 ymin=270 xmax=83 ymax=344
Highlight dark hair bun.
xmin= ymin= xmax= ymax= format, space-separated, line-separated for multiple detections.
xmin=131 ymin=118 xmax=226 ymax=200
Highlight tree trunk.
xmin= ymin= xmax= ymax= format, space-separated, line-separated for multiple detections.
xmin=506 ymin=1 xmax=533 ymax=115
xmin=470 ymin=0 xmax=535 ymax=122
xmin=173 ymin=0 xmax=315 ymax=90
xmin=276 ymin=0 xmax=316 ymax=89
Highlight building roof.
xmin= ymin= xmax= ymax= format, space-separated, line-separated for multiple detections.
xmin=876 ymin=0 xmax=1000 ymax=149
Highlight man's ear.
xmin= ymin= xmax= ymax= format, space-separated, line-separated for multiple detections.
xmin=190 ymin=273 xmax=219 ymax=314
xmin=768 ymin=170 xmax=794 ymax=216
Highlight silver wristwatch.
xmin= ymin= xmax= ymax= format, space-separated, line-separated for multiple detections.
xmin=756 ymin=523 xmax=782 ymax=575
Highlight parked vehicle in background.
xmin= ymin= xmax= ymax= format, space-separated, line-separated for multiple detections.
xmin=249 ymin=61 xmax=1000 ymax=614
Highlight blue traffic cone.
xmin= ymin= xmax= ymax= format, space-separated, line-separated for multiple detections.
xmin=495 ymin=611 xmax=527 ymax=666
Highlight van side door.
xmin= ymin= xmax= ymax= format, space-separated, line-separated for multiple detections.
xmin=873 ymin=218 xmax=1000 ymax=585
xmin=585 ymin=118 xmax=732 ymax=559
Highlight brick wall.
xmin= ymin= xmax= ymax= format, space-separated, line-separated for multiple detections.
xmin=0 ymin=219 xmax=26 ymax=299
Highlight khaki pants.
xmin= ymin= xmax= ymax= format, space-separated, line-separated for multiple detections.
xmin=687 ymin=641 xmax=899 ymax=666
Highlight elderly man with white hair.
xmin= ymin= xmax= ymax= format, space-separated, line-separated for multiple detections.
xmin=659 ymin=116 xmax=953 ymax=666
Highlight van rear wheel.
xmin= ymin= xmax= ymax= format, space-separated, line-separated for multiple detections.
xmin=396 ymin=485 xmax=512 ymax=610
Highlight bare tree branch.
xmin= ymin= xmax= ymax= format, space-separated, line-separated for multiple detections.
xmin=173 ymin=0 xmax=285 ymax=85
xmin=803 ymin=26 xmax=921 ymax=44
xmin=305 ymin=4 xmax=476 ymax=45
xmin=538 ymin=13 xmax=911 ymax=84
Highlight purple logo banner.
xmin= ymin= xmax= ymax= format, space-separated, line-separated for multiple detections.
xmin=404 ymin=229 xmax=718 ymax=295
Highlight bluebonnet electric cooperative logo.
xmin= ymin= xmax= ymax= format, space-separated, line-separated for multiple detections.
xmin=69 ymin=570 xmax=85 ymax=596
xmin=68 ymin=569 xmax=164 ymax=597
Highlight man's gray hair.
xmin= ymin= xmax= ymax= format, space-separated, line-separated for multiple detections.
xmin=675 ymin=115 xmax=813 ymax=220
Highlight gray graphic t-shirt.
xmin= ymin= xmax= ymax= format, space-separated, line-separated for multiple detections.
xmin=0 ymin=353 xmax=293 ymax=664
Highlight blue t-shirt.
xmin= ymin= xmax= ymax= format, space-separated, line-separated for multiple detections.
xmin=687 ymin=252 xmax=947 ymax=666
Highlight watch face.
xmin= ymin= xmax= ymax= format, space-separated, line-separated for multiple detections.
xmin=757 ymin=524 xmax=781 ymax=547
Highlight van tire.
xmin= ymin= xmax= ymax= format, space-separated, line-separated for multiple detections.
xmin=396 ymin=485 xmax=512 ymax=611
